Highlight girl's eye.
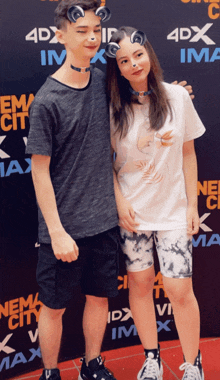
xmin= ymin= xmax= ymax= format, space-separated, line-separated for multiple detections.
xmin=121 ymin=60 xmax=128 ymax=64
xmin=137 ymin=53 xmax=143 ymax=57
xmin=77 ymin=31 xmax=86 ymax=33
xmin=94 ymin=29 xmax=101 ymax=33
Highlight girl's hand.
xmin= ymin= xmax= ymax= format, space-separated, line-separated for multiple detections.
xmin=117 ymin=197 xmax=139 ymax=233
xmin=186 ymin=206 xmax=200 ymax=235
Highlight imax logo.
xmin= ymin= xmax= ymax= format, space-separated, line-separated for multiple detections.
xmin=41 ymin=49 xmax=107 ymax=66
xmin=111 ymin=320 xmax=172 ymax=340
xmin=180 ymin=47 xmax=220 ymax=63
xmin=167 ymin=23 xmax=215 ymax=45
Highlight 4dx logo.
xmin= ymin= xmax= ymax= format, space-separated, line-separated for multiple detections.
xmin=25 ymin=27 xmax=57 ymax=44
xmin=167 ymin=23 xmax=215 ymax=45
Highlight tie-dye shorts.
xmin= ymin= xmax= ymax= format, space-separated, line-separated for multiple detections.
xmin=120 ymin=229 xmax=192 ymax=278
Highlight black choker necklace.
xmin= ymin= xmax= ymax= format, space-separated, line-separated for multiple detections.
xmin=129 ymin=87 xmax=153 ymax=97
xmin=70 ymin=64 xmax=90 ymax=73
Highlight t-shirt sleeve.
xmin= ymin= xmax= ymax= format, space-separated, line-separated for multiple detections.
xmin=183 ymin=90 xmax=206 ymax=142
xmin=26 ymin=100 xmax=54 ymax=156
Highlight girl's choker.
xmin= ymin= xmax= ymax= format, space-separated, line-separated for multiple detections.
xmin=129 ymin=87 xmax=153 ymax=98
xmin=70 ymin=64 xmax=90 ymax=73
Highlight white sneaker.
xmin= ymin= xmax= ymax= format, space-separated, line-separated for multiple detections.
xmin=179 ymin=351 xmax=204 ymax=380
xmin=137 ymin=352 xmax=163 ymax=380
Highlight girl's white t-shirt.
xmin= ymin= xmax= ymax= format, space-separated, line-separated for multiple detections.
xmin=111 ymin=82 xmax=206 ymax=231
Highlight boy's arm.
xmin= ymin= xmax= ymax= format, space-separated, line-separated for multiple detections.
xmin=172 ymin=80 xmax=195 ymax=99
xmin=31 ymin=154 xmax=79 ymax=262
xmin=182 ymin=140 xmax=200 ymax=235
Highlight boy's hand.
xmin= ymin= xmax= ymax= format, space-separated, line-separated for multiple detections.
xmin=50 ymin=229 xmax=79 ymax=262
xmin=172 ymin=80 xmax=195 ymax=100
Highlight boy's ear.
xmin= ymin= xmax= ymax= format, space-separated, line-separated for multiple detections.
xmin=55 ymin=29 xmax=66 ymax=45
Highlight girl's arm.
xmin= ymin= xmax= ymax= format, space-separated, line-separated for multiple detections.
xmin=182 ymin=140 xmax=200 ymax=235
xmin=113 ymin=168 xmax=139 ymax=233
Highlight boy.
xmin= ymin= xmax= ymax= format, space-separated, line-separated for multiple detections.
xmin=26 ymin=1 xmax=119 ymax=380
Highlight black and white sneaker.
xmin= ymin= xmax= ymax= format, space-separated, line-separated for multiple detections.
xmin=137 ymin=346 xmax=163 ymax=380
xmin=179 ymin=351 xmax=204 ymax=380
xmin=39 ymin=368 xmax=61 ymax=380
xmin=78 ymin=355 xmax=117 ymax=380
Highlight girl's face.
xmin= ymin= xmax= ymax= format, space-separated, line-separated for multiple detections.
xmin=116 ymin=36 xmax=151 ymax=87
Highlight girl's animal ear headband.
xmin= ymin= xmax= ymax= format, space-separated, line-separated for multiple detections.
xmin=67 ymin=5 xmax=111 ymax=23
xmin=105 ymin=30 xmax=147 ymax=58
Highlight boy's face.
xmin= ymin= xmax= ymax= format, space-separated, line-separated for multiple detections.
xmin=57 ymin=10 xmax=102 ymax=61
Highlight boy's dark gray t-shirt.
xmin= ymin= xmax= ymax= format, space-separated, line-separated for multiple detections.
xmin=26 ymin=68 xmax=118 ymax=243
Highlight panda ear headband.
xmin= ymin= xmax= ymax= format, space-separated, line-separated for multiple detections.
xmin=105 ymin=30 xmax=147 ymax=58
xmin=67 ymin=5 xmax=111 ymax=23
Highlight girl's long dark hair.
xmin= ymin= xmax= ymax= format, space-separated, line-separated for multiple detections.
xmin=106 ymin=26 xmax=173 ymax=138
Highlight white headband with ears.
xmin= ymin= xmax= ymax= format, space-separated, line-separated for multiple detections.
xmin=67 ymin=5 xmax=111 ymax=23
xmin=95 ymin=6 xmax=111 ymax=22
xmin=67 ymin=6 xmax=85 ymax=23
xmin=105 ymin=30 xmax=147 ymax=59
xmin=130 ymin=30 xmax=147 ymax=45
xmin=105 ymin=42 xmax=121 ymax=58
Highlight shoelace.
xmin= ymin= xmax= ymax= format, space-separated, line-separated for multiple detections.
xmin=141 ymin=353 xmax=159 ymax=379
xmin=92 ymin=366 xmax=115 ymax=379
xmin=179 ymin=362 xmax=201 ymax=380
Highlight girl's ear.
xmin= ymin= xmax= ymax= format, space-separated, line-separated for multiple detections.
xmin=55 ymin=29 xmax=66 ymax=45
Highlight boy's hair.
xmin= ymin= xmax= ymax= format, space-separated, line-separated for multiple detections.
xmin=55 ymin=0 xmax=101 ymax=30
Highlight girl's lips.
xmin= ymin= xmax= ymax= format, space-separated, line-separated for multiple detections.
xmin=132 ymin=69 xmax=143 ymax=75
xmin=85 ymin=46 xmax=98 ymax=49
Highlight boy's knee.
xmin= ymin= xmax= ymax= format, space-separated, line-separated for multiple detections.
xmin=41 ymin=304 xmax=66 ymax=320
xmin=85 ymin=295 xmax=108 ymax=307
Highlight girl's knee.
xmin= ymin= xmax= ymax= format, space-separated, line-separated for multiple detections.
xmin=128 ymin=270 xmax=155 ymax=294
xmin=164 ymin=278 xmax=195 ymax=306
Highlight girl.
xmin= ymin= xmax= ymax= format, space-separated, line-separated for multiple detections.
xmin=106 ymin=27 xmax=205 ymax=380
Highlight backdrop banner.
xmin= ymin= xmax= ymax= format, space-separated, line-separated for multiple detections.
xmin=0 ymin=0 xmax=219 ymax=378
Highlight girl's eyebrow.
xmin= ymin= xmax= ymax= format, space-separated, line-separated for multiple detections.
xmin=118 ymin=55 xmax=128 ymax=61
xmin=118 ymin=49 xmax=143 ymax=61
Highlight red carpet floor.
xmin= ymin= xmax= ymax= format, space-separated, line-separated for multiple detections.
xmin=10 ymin=337 xmax=220 ymax=380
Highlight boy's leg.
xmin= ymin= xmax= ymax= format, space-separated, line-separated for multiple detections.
xmin=79 ymin=227 xmax=119 ymax=380
xmin=37 ymin=243 xmax=83 ymax=377
xmin=83 ymin=295 xmax=108 ymax=364
xmin=38 ymin=304 xmax=65 ymax=369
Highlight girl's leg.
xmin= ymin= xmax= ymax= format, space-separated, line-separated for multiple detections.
xmin=128 ymin=265 xmax=158 ymax=349
xmin=163 ymin=276 xmax=200 ymax=364
xmin=120 ymin=229 xmax=158 ymax=349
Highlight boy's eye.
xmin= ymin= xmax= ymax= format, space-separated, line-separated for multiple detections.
xmin=77 ymin=31 xmax=86 ymax=33
xmin=137 ymin=53 xmax=143 ymax=57
xmin=94 ymin=29 xmax=101 ymax=33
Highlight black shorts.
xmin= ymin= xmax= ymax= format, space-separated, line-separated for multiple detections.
xmin=36 ymin=226 xmax=120 ymax=309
